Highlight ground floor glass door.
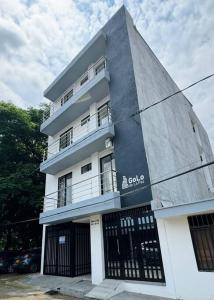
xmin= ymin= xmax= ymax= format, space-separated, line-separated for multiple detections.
xmin=103 ymin=206 xmax=165 ymax=282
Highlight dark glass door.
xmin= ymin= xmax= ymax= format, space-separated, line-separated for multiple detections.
xmin=98 ymin=102 xmax=110 ymax=126
xmin=100 ymin=154 xmax=115 ymax=194
xmin=58 ymin=172 xmax=72 ymax=207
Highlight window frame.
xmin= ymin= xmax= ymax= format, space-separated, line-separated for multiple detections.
xmin=95 ymin=60 xmax=106 ymax=75
xmin=80 ymin=74 xmax=88 ymax=86
xmin=58 ymin=172 xmax=72 ymax=207
xmin=59 ymin=127 xmax=73 ymax=150
xmin=81 ymin=115 xmax=90 ymax=127
xmin=64 ymin=89 xmax=73 ymax=103
xmin=97 ymin=102 xmax=110 ymax=127
xmin=188 ymin=213 xmax=214 ymax=272
xmin=81 ymin=163 xmax=92 ymax=175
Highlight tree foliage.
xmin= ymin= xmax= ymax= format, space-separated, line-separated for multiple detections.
xmin=0 ymin=102 xmax=46 ymax=250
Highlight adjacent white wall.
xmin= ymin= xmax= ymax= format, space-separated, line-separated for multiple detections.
xmin=157 ymin=216 xmax=214 ymax=300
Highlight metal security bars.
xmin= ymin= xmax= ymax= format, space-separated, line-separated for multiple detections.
xmin=43 ymin=170 xmax=117 ymax=211
xmin=103 ymin=206 xmax=165 ymax=282
xmin=42 ymin=56 xmax=106 ymax=122
xmin=44 ymin=222 xmax=91 ymax=277
xmin=42 ymin=104 xmax=112 ymax=162
xmin=188 ymin=214 xmax=214 ymax=271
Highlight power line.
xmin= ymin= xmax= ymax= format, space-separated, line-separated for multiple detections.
xmin=1 ymin=73 xmax=214 ymax=226
xmin=130 ymin=73 xmax=214 ymax=117
xmin=2 ymin=159 xmax=213 ymax=228
xmin=42 ymin=73 xmax=214 ymax=165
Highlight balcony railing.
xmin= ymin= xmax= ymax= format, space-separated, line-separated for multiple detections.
xmin=43 ymin=104 xmax=112 ymax=161
xmin=43 ymin=170 xmax=117 ymax=211
xmin=42 ymin=56 xmax=106 ymax=123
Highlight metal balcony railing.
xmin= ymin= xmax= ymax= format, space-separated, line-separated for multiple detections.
xmin=42 ymin=56 xmax=106 ymax=123
xmin=42 ymin=104 xmax=112 ymax=161
xmin=43 ymin=170 xmax=117 ymax=211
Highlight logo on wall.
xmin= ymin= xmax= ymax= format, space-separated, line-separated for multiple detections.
xmin=122 ymin=174 xmax=145 ymax=190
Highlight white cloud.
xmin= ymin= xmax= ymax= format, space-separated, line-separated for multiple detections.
xmin=0 ymin=0 xmax=213 ymax=149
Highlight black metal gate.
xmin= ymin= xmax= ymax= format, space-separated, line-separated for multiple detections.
xmin=44 ymin=222 xmax=91 ymax=277
xmin=103 ymin=206 xmax=165 ymax=282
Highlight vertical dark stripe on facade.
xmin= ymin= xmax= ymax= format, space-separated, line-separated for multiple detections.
xmin=103 ymin=7 xmax=152 ymax=207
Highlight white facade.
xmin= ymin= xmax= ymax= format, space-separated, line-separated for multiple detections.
xmin=40 ymin=6 xmax=214 ymax=300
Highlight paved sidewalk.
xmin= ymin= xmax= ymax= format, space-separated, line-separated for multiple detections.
xmin=0 ymin=274 xmax=174 ymax=300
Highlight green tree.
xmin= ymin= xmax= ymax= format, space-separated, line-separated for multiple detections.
xmin=0 ymin=102 xmax=46 ymax=250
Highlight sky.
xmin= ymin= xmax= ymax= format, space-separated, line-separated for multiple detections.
xmin=0 ymin=0 xmax=213 ymax=148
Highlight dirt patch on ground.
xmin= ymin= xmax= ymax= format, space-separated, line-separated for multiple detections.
xmin=1 ymin=295 xmax=76 ymax=300
xmin=0 ymin=274 xmax=79 ymax=299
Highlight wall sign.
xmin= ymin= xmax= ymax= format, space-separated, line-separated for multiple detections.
xmin=59 ymin=235 xmax=65 ymax=244
xmin=91 ymin=219 xmax=100 ymax=226
xmin=122 ymin=174 xmax=144 ymax=190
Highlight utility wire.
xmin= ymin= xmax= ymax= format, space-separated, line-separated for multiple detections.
xmin=130 ymin=73 xmax=214 ymax=117
xmin=1 ymin=73 xmax=214 ymax=226
xmin=2 ymin=159 xmax=214 ymax=228
xmin=42 ymin=73 xmax=214 ymax=166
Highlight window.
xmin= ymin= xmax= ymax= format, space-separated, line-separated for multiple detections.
xmin=95 ymin=60 xmax=106 ymax=75
xmin=100 ymin=153 xmax=115 ymax=194
xmin=59 ymin=127 xmax=73 ymax=150
xmin=64 ymin=89 xmax=73 ymax=103
xmin=81 ymin=163 xmax=92 ymax=174
xmin=188 ymin=214 xmax=214 ymax=271
xmin=81 ymin=115 xmax=90 ymax=126
xmin=98 ymin=102 xmax=110 ymax=126
xmin=58 ymin=172 xmax=72 ymax=207
xmin=80 ymin=74 xmax=88 ymax=86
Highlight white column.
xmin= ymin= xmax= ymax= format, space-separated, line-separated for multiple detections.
xmin=156 ymin=219 xmax=177 ymax=298
xmin=40 ymin=224 xmax=46 ymax=275
xmin=90 ymin=214 xmax=105 ymax=284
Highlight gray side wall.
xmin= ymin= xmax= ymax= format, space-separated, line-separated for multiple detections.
xmin=103 ymin=7 xmax=152 ymax=207
xmin=126 ymin=10 xmax=214 ymax=207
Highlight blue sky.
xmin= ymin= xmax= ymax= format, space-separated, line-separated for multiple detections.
xmin=0 ymin=0 xmax=213 ymax=148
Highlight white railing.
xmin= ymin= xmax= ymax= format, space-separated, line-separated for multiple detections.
xmin=43 ymin=170 xmax=117 ymax=212
xmin=43 ymin=104 xmax=112 ymax=161
xmin=42 ymin=56 xmax=106 ymax=123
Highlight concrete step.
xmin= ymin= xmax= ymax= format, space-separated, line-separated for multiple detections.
xmin=85 ymin=279 xmax=122 ymax=299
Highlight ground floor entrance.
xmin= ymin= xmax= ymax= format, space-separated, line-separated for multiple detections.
xmin=44 ymin=222 xmax=91 ymax=277
xmin=103 ymin=205 xmax=165 ymax=282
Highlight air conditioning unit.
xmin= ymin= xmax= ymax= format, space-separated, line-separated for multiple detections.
xmin=105 ymin=138 xmax=113 ymax=149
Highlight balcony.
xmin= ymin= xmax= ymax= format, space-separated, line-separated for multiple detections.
xmin=39 ymin=170 xmax=121 ymax=225
xmin=41 ymin=56 xmax=110 ymax=136
xmin=40 ymin=107 xmax=114 ymax=174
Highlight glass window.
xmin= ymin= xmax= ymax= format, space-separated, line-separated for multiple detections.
xmin=81 ymin=115 xmax=90 ymax=126
xmin=64 ymin=89 xmax=73 ymax=103
xmin=59 ymin=127 xmax=73 ymax=150
xmin=80 ymin=75 xmax=88 ymax=86
xmin=100 ymin=154 xmax=115 ymax=194
xmin=188 ymin=214 xmax=214 ymax=271
xmin=95 ymin=60 xmax=106 ymax=75
xmin=98 ymin=102 xmax=110 ymax=126
xmin=81 ymin=163 xmax=92 ymax=174
xmin=58 ymin=172 xmax=72 ymax=207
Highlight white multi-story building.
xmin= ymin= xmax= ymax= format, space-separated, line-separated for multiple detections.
xmin=39 ymin=6 xmax=214 ymax=300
